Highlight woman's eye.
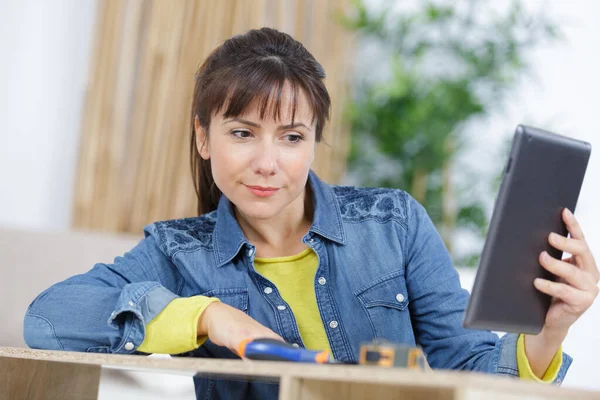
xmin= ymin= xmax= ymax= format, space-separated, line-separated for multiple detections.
xmin=285 ymin=134 xmax=303 ymax=143
xmin=231 ymin=130 xmax=252 ymax=139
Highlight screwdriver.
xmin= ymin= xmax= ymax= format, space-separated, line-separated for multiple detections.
xmin=238 ymin=338 xmax=332 ymax=363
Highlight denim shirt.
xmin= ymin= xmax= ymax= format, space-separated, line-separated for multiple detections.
xmin=24 ymin=170 xmax=571 ymax=399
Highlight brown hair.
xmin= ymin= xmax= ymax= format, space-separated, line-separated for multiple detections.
xmin=189 ymin=27 xmax=331 ymax=215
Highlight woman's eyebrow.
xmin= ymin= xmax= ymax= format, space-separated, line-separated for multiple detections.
xmin=222 ymin=117 xmax=310 ymax=130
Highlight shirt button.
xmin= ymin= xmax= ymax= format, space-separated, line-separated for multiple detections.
xmin=396 ymin=293 xmax=405 ymax=303
xmin=309 ymin=238 xmax=315 ymax=244
xmin=292 ymin=343 xmax=300 ymax=348
xmin=128 ymin=301 xmax=135 ymax=307
xmin=329 ymin=320 xmax=338 ymax=329
xmin=248 ymin=248 xmax=255 ymax=257
xmin=318 ymin=277 xmax=326 ymax=285
xmin=277 ymin=305 xmax=287 ymax=311
xmin=124 ymin=342 xmax=135 ymax=351
xmin=264 ymin=287 xmax=273 ymax=294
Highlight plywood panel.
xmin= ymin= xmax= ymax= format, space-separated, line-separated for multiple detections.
xmin=294 ymin=379 xmax=455 ymax=400
xmin=0 ymin=357 xmax=100 ymax=400
xmin=2 ymin=347 xmax=599 ymax=400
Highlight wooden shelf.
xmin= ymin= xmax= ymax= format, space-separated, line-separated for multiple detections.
xmin=1 ymin=346 xmax=598 ymax=400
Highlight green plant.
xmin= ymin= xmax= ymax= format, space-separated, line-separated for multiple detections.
xmin=338 ymin=0 xmax=560 ymax=267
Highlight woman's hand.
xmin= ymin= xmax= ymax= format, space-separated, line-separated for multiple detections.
xmin=535 ymin=208 xmax=599 ymax=334
xmin=524 ymin=208 xmax=599 ymax=379
xmin=198 ymin=302 xmax=284 ymax=356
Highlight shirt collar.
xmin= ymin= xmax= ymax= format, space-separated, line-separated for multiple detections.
xmin=306 ymin=169 xmax=346 ymax=245
xmin=213 ymin=169 xmax=346 ymax=267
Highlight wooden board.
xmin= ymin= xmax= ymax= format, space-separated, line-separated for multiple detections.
xmin=0 ymin=356 xmax=100 ymax=400
xmin=1 ymin=347 xmax=599 ymax=400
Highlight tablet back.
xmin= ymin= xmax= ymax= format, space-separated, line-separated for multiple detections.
xmin=463 ymin=125 xmax=591 ymax=334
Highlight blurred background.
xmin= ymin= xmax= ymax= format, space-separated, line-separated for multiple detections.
xmin=0 ymin=0 xmax=598 ymax=396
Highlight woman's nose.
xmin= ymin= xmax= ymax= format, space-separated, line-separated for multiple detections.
xmin=251 ymin=141 xmax=279 ymax=175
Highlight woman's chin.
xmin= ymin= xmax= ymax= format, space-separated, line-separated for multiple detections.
xmin=239 ymin=205 xmax=281 ymax=220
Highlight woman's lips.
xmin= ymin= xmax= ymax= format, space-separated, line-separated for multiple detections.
xmin=245 ymin=185 xmax=279 ymax=197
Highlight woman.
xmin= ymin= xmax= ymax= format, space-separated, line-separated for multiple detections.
xmin=24 ymin=27 xmax=598 ymax=399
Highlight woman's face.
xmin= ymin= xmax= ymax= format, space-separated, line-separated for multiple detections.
xmin=195 ymin=83 xmax=316 ymax=221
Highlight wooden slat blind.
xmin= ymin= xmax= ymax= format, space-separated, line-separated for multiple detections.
xmin=73 ymin=0 xmax=354 ymax=234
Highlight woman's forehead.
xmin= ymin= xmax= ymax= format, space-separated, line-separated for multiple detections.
xmin=217 ymin=86 xmax=315 ymax=127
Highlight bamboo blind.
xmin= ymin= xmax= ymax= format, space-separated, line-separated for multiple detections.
xmin=72 ymin=0 xmax=355 ymax=234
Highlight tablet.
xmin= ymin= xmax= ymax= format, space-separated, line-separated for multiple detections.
xmin=463 ymin=125 xmax=591 ymax=334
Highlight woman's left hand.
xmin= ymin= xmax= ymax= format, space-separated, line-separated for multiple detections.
xmin=535 ymin=207 xmax=599 ymax=335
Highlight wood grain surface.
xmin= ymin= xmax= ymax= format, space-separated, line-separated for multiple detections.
xmin=1 ymin=346 xmax=599 ymax=400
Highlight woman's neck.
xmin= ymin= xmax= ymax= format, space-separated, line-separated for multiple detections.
xmin=234 ymin=185 xmax=314 ymax=257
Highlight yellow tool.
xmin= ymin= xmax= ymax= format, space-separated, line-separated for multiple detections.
xmin=359 ymin=340 xmax=426 ymax=370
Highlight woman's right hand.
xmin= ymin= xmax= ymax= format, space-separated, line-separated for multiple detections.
xmin=198 ymin=301 xmax=284 ymax=356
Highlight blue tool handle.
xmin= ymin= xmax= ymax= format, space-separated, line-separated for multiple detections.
xmin=241 ymin=338 xmax=328 ymax=363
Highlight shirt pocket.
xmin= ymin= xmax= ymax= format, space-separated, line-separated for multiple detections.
xmin=200 ymin=287 xmax=248 ymax=314
xmin=354 ymin=270 xmax=410 ymax=340
xmin=86 ymin=345 xmax=110 ymax=353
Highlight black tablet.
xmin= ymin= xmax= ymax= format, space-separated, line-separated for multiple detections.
xmin=463 ymin=125 xmax=592 ymax=334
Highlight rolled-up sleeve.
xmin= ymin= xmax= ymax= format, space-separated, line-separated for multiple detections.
xmin=402 ymin=194 xmax=571 ymax=384
xmin=137 ymin=295 xmax=220 ymax=354
xmin=24 ymin=235 xmax=185 ymax=354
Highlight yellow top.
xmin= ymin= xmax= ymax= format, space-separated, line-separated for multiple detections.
xmin=253 ymin=247 xmax=331 ymax=352
xmin=137 ymin=248 xmax=561 ymax=382
xmin=137 ymin=295 xmax=219 ymax=354
xmin=516 ymin=332 xmax=563 ymax=382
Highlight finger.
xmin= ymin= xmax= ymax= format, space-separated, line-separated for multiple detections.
xmin=533 ymin=278 xmax=594 ymax=313
xmin=562 ymin=256 xmax=576 ymax=265
xmin=558 ymin=210 xmax=599 ymax=278
xmin=539 ymin=251 xmax=594 ymax=291
xmin=549 ymin=232 xmax=587 ymax=255
xmin=563 ymin=208 xmax=585 ymax=240
xmin=548 ymin=232 xmax=596 ymax=272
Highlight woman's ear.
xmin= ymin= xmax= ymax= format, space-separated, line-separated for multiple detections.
xmin=194 ymin=116 xmax=210 ymax=160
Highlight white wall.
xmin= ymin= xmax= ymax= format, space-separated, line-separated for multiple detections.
xmin=470 ymin=0 xmax=600 ymax=256
xmin=0 ymin=0 xmax=598 ymax=392
xmin=0 ymin=0 xmax=97 ymax=231
xmin=467 ymin=0 xmax=600 ymax=390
